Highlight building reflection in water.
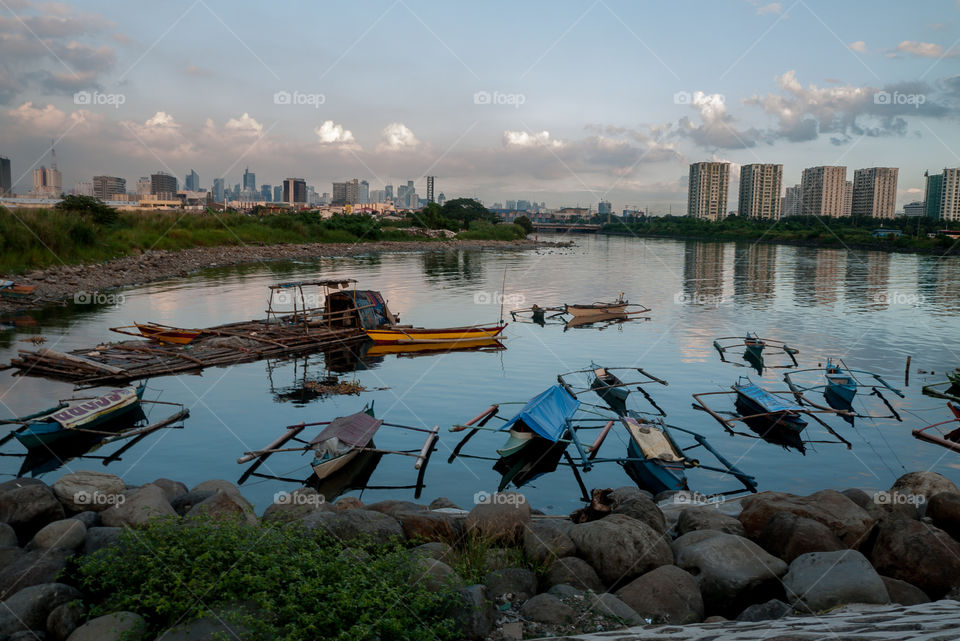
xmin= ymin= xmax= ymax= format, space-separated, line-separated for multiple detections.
xmin=733 ymin=243 xmax=777 ymax=306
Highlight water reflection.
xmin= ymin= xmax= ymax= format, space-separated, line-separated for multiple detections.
xmin=733 ymin=243 xmax=777 ymax=305
xmin=683 ymin=241 xmax=725 ymax=302
xmin=422 ymin=249 xmax=483 ymax=284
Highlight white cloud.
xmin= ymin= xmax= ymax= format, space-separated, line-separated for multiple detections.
xmin=314 ymin=120 xmax=358 ymax=148
xmin=224 ymin=112 xmax=263 ymax=136
xmin=378 ymin=122 xmax=419 ymax=151
xmin=7 ymin=101 xmax=97 ymax=132
xmin=755 ymin=2 xmax=782 ymax=15
xmin=503 ymin=130 xmax=565 ymax=149
xmin=849 ymin=40 xmax=867 ymax=53
xmin=674 ymin=91 xmax=761 ymax=149
xmin=121 ymin=111 xmax=195 ymax=158
xmin=896 ymin=40 xmax=958 ymax=58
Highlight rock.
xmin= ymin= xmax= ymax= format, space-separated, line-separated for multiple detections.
xmin=673 ymin=531 xmax=788 ymax=616
xmin=51 ymin=471 xmax=125 ymax=512
xmin=189 ymin=480 xmax=251 ymax=508
xmin=47 ymin=601 xmax=85 ymax=641
xmin=364 ymin=500 xmax=427 ymax=518
xmin=703 ymin=615 xmax=727 ymax=623
xmin=616 ymin=565 xmax=704 ymax=624
xmin=890 ymin=471 xmax=960 ymax=506
xmin=609 ymin=486 xmax=642 ymax=505
xmin=69 ymin=512 xmax=100 ymax=529
xmin=612 ymin=495 xmax=667 ymax=534
xmin=881 ymin=576 xmax=930 ymax=605
xmin=0 ymin=522 xmax=17 ymax=547
xmin=30 ymin=519 xmax=86 ymax=550
xmin=261 ymin=488 xmax=333 ymax=525
xmin=757 ymin=512 xmax=846 ymax=562
xmin=783 ymin=550 xmax=889 ymax=613
xmin=523 ymin=521 xmax=575 ymax=564
xmin=483 ymin=547 xmax=520 ymax=571
xmin=9 ymin=631 xmax=48 ymax=640
xmin=569 ymin=513 xmax=672 ymax=585
xmin=318 ymin=509 xmax=404 ymax=545
xmin=0 ymin=549 xmax=71 ymax=599
xmin=926 ymin=491 xmax=960 ymax=539
xmin=101 ymin=485 xmax=175 ymax=528
xmin=484 ymin=568 xmax=537 ymax=605
xmin=411 ymin=557 xmax=462 ymax=591
xmin=671 ymin=529 xmax=726 ymax=553
xmin=155 ymin=614 xmax=249 ymax=640
xmin=409 ymin=542 xmax=453 ymax=564
xmin=150 ymin=478 xmax=188 ymax=503
xmin=676 ymin=507 xmax=746 ymax=537
xmin=547 ymin=584 xmax=583 ymax=599
xmin=429 ymin=497 xmax=460 ymax=510
xmin=333 ymin=496 xmax=364 ymax=511
xmin=736 ymin=598 xmax=792 ymax=622
xmin=0 ymin=479 xmax=65 ymax=540
xmin=738 ymin=490 xmax=875 ymax=548
xmin=170 ymin=490 xmax=215 ymax=516
xmin=0 ymin=583 xmax=80 ymax=636
xmin=587 ymin=592 xmax=644 ymax=625
xmin=544 ymin=556 xmax=605 ymax=592
xmin=450 ymin=585 xmax=496 ymax=641
xmin=83 ymin=527 xmax=122 ymax=555
xmin=465 ymin=493 xmax=530 ymax=544
xmin=395 ymin=510 xmax=460 ymax=543
xmin=866 ymin=490 xmax=922 ymax=522
xmin=519 ymin=593 xmax=574 ymax=624
xmin=840 ymin=488 xmax=871 ymax=508
xmin=65 ymin=612 xmax=145 ymax=641
xmin=186 ymin=491 xmax=258 ymax=526
xmin=870 ymin=518 xmax=960 ymax=597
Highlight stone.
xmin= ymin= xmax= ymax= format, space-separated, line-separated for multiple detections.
xmin=757 ymin=512 xmax=846 ymax=562
xmin=670 ymin=529 xmax=726 ymax=553
xmin=0 ymin=479 xmax=65 ymax=540
xmin=612 ymin=495 xmax=668 ymax=534
xmin=783 ymin=550 xmax=889 ymax=613
xmin=523 ymin=521 xmax=575 ymax=564
xmin=609 ymin=486 xmax=642 ymax=505
xmin=65 ymin=612 xmax=145 ymax=641
xmin=101 ymin=485 xmax=175 ymax=528
xmin=544 ymin=556 xmax=605 ymax=592
xmin=317 ymin=509 xmax=404 ymax=545
xmin=870 ymin=518 xmax=960 ymax=597
xmin=411 ymin=557 xmax=462 ymax=591
xmin=547 ymin=583 xmax=583 ymax=599
xmin=616 ymin=565 xmax=704 ymax=624
xmin=189 ymin=480 xmax=251 ymax=508
xmin=450 ymin=585 xmax=496 ymax=641
xmin=840 ymin=488 xmax=871 ymax=508
xmin=519 ymin=593 xmax=575 ymax=624
xmin=587 ymin=592 xmax=644 ymax=625
xmin=465 ymin=493 xmax=530 ymax=544
xmin=0 ymin=549 xmax=71 ymax=599
xmin=149 ymin=478 xmax=188 ymax=504
xmin=736 ymin=598 xmax=792 ymax=622
xmin=926 ymin=491 xmax=960 ymax=539
xmin=261 ymin=488 xmax=333 ymax=524
xmin=0 ymin=522 xmax=17 ymax=547
xmin=484 ymin=568 xmax=537 ymax=605
xmin=673 ymin=531 xmax=788 ymax=616
xmin=429 ymin=497 xmax=460 ymax=510
xmin=47 ymin=601 xmax=85 ymax=641
xmin=676 ymin=507 xmax=746 ymax=537
xmin=738 ymin=490 xmax=875 ymax=548
xmin=51 ymin=471 xmax=124 ymax=512
xmin=69 ymin=512 xmax=100 ymax=529
xmin=170 ymin=490 xmax=215 ymax=516
xmin=890 ymin=471 xmax=960 ymax=505
xmin=881 ymin=576 xmax=930 ymax=606
xmin=30 ymin=519 xmax=85 ymax=550
xmin=409 ymin=542 xmax=453 ymax=564
xmin=333 ymin=496 xmax=364 ymax=511
xmin=395 ymin=510 xmax=460 ymax=543
xmin=83 ymin=527 xmax=122 ymax=555
xmin=0 ymin=583 xmax=80 ymax=636
xmin=483 ymin=547 xmax=520 ymax=571
xmin=569 ymin=513 xmax=672 ymax=585
xmin=186 ymin=491 xmax=258 ymax=526
xmin=364 ymin=500 xmax=427 ymax=518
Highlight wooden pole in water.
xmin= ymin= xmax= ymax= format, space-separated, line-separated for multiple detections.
xmin=905 ymin=355 xmax=912 ymax=387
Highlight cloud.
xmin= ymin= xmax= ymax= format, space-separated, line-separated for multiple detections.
xmin=378 ymin=122 xmax=419 ymax=151
xmin=896 ymin=40 xmax=959 ymax=58
xmin=314 ymin=120 xmax=358 ymax=149
xmin=7 ymin=100 xmax=98 ymax=132
xmin=184 ymin=64 xmax=213 ymax=77
xmin=755 ymin=2 xmax=783 ymax=15
xmin=224 ymin=112 xmax=263 ymax=136
xmin=849 ymin=40 xmax=867 ymax=52
xmin=503 ymin=130 xmax=565 ymax=149
xmin=674 ymin=91 xmax=762 ymax=149
xmin=121 ymin=111 xmax=196 ymax=158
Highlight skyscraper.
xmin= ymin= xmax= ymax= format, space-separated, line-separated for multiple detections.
xmin=938 ymin=168 xmax=960 ymax=222
xmin=242 ymin=167 xmax=256 ymax=192
xmin=273 ymin=185 xmax=282 ymax=202
xmin=260 ymin=184 xmax=272 ymax=202
xmin=150 ymin=172 xmax=178 ymax=198
xmin=799 ymin=166 xmax=847 ymax=217
xmin=782 ymin=184 xmax=801 ymax=217
xmin=437 ymin=192 xmax=445 ymax=206
xmin=852 ymin=167 xmax=898 ymax=219
xmin=32 ymin=145 xmax=61 ymax=198
xmin=332 ymin=179 xmax=359 ymax=204
xmin=738 ymin=164 xmax=783 ymax=220
xmin=185 ymin=169 xmax=199 ymax=192
xmin=384 ymin=184 xmax=393 ymax=201
xmin=0 ymin=156 xmax=11 ymax=196
xmin=426 ymin=176 xmax=435 ymax=203
xmin=359 ymin=180 xmax=370 ymax=204
xmin=924 ymin=171 xmax=944 ymax=219
xmin=687 ymin=161 xmax=730 ymax=220
xmin=136 ymin=177 xmax=152 ymax=198
xmin=92 ymin=176 xmax=127 ymax=200
xmin=843 ymin=181 xmax=853 ymax=217
xmin=283 ymin=178 xmax=306 ymax=204
xmin=213 ymin=178 xmax=225 ymax=202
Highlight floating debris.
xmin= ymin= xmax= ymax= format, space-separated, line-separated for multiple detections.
xmin=303 ymin=379 xmax=366 ymax=396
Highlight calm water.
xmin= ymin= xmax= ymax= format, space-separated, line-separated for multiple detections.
xmin=2 ymin=235 xmax=959 ymax=513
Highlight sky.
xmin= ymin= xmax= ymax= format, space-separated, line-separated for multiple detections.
xmin=2 ymin=0 xmax=959 ymax=212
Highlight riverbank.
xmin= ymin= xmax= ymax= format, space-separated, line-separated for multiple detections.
xmin=0 ymin=237 xmax=565 ymax=315
xmin=1 ymin=470 xmax=958 ymax=640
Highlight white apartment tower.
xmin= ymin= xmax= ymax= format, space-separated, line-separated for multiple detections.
xmin=800 ymin=166 xmax=848 ymax=217
xmin=738 ymin=163 xmax=783 ymax=220
xmin=852 ymin=167 xmax=899 ymax=219
xmin=687 ymin=161 xmax=730 ymax=221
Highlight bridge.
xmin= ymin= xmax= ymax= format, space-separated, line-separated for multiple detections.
xmin=531 ymin=222 xmax=602 ymax=233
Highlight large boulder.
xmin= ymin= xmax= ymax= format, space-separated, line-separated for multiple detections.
xmin=465 ymin=493 xmax=530 ymax=544
xmin=522 ymin=521 xmax=575 ymax=564
xmin=47 ymin=601 xmax=85 ymax=641
xmin=189 ymin=480 xmax=251 ymax=508
xmin=170 ymin=490 xmax=215 ymax=516
xmin=0 ymin=479 xmax=65 ymax=541
xmin=186 ymin=492 xmax=258 ymax=526
xmin=316 ymin=509 xmax=404 ymax=544
xmin=51 ymin=471 xmax=124 ymax=512
xmin=0 ymin=549 xmax=71 ymax=599
xmin=568 ymin=513 xmax=672 ymax=585
xmin=395 ymin=510 xmax=461 ymax=543
xmin=409 ymin=542 xmax=453 ymax=564
xmin=449 ymin=585 xmax=496 ymax=641
xmin=149 ymin=479 xmax=188 ymax=504
xmin=484 ymin=568 xmax=537 ymax=605
xmin=30 ymin=519 xmax=86 ymax=550
xmin=101 ymin=485 xmax=175 ymax=528
xmin=870 ymin=518 xmax=960 ymax=597
xmin=612 ymin=495 xmax=667 ymax=534
xmin=586 ymin=593 xmax=645 ymax=625
xmin=738 ymin=490 xmax=874 ymax=548
xmin=410 ymin=558 xmax=462 ymax=591
xmin=757 ymin=512 xmax=845 ymax=562
xmin=261 ymin=488 xmax=333 ymax=525
xmin=926 ymin=491 xmax=960 ymax=539
xmin=675 ymin=507 xmax=746 ymax=537
xmin=543 ymin=556 xmax=605 ymax=592
xmin=83 ymin=527 xmax=122 ymax=555
xmin=616 ymin=564 xmax=704 ymax=624
xmin=736 ymin=599 xmax=792 ymax=622
xmin=881 ymin=576 xmax=930 ymax=606
xmin=0 ymin=583 xmax=80 ymax=636
xmin=890 ymin=471 xmax=960 ymax=507
xmin=673 ymin=531 xmax=788 ymax=616
xmin=783 ymin=550 xmax=889 ymax=613
xmin=519 ymin=593 xmax=574 ymax=624
xmin=65 ymin=612 xmax=145 ymax=641
xmin=364 ymin=500 xmax=428 ymax=518
xmin=0 ymin=522 xmax=16 ymax=547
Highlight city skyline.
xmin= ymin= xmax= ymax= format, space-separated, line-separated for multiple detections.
xmin=1 ymin=1 xmax=959 ymax=212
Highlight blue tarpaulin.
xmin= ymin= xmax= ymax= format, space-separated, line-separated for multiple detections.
xmin=330 ymin=290 xmax=391 ymax=329
xmin=500 ymin=385 xmax=581 ymax=442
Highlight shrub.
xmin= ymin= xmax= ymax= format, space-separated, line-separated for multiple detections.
xmin=55 ymin=195 xmax=119 ymax=225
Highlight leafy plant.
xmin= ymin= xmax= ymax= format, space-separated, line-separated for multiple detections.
xmin=55 ymin=195 xmax=119 ymax=225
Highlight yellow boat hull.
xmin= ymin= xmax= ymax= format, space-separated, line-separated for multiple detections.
xmin=365 ymin=324 xmax=506 ymax=345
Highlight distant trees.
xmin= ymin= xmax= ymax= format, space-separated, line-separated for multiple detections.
xmin=514 ymin=215 xmax=533 ymax=235
xmin=413 ymin=198 xmax=496 ymax=231
xmin=55 ymin=195 xmax=118 ymax=225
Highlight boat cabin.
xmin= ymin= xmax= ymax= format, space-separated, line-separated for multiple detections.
xmin=266 ymin=279 xmax=397 ymax=330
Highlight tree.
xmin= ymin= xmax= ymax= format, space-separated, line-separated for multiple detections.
xmin=55 ymin=194 xmax=118 ymax=225
xmin=440 ymin=198 xmax=494 ymax=230
xmin=514 ymin=215 xmax=533 ymax=235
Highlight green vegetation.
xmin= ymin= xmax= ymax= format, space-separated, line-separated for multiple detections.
xmin=602 ymin=215 xmax=958 ymax=253
xmin=74 ymin=517 xmax=461 ymax=641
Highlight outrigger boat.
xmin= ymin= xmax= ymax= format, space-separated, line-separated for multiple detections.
xmin=558 ymin=364 xmax=668 ymax=416
xmin=0 ymin=280 xmax=37 ymax=299
xmin=510 ymin=294 xmax=651 ymax=325
xmin=564 ymin=293 xmax=649 ymax=319
xmin=923 ymin=369 xmax=960 ymax=403
xmin=364 ymin=323 xmax=506 ymax=345
xmin=366 ymin=338 xmax=505 ymax=358
xmin=784 ymin=358 xmax=904 ymax=419
xmin=714 ymin=334 xmax=799 ymax=372
xmin=110 ymin=323 xmax=203 ymax=345
xmin=912 ymin=403 xmax=960 ymax=454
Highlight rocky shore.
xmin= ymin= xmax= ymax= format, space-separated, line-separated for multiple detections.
xmin=0 ymin=238 xmax=568 ymax=315
xmin=1 ymin=470 xmax=959 ymax=640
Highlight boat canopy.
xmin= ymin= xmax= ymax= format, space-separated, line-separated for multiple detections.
xmin=501 ymin=385 xmax=581 ymax=442
xmin=327 ymin=290 xmax=393 ymax=329
xmin=310 ymin=411 xmax=383 ymax=448
xmin=736 ymin=381 xmax=804 ymax=412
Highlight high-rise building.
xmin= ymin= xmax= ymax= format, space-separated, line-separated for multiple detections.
xmin=32 ymin=145 xmax=61 ymax=197
xmin=506 ymin=200 xmax=517 ymax=211
xmin=92 ymin=176 xmax=127 ymax=200
xmin=925 ymin=171 xmax=944 ymax=219
xmin=185 ymin=169 xmax=199 ymax=192
xmin=687 ymin=161 xmax=730 ymax=220
xmin=852 ymin=167 xmax=898 ymax=219
xmin=242 ymin=167 xmax=256 ymax=192
xmin=359 ymin=180 xmax=369 ymax=204
xmin=0 ymin=156 xmax=11 ymax=196
xmin=74 ymin=181 xmax=93 ymax=196
xmin=273 ymin=185 xmax=282 ymax=202
xmin=150 ymin=172 xmax=178 ymax=198
xmin=844 ymin=181 xmax=853 ymax=217
xmin=136 ymin=177 xmax=151 ymax=198
xmin=437 ymin=192 xmax=445 ymax=206
xmin=939 ymin=168 xmax=960 ymax=223
xmin=384 ymin=184 xmax=393 ymax=201
xmin=903 ymin=201 xmax=925 ymax=217
xmin=213 ymin=178 xmax=225 ymax=202
xmin=517 ymin=199 xmax=531 ymax=211
xmin=331 ymin=178 xmax=359 ymax=204
xmin=799 ymin=166 xmax=847 ymax=217
xmin=782 ymin=184 xmax=801 ymax=217
xmin=738 ymin=163 xmax=783 ymax=220
xmin=426 ymin=176 xmax=435 ymax=203
xmin=283 ymin=178 xmax=306 ymax=204
xmin=598 ymin=201 xmax=612 ymax=215
xmin=260 ymin=184 xmax=272 ymax=202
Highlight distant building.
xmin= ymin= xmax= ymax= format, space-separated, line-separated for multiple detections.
xmin=136 ymin=177 xmax=151 ymax=198
xmin=844 ymin=181 xmax=853 ymax=217
xmin=212 ymin=178 xmax=225 ymax=202
xmin=782 ymin=184 xmax=801 ymax=217
xmin=242 ymin=167 xmax=256 ymax=192
xmin=283 ymin=178 xmax=306 ymax=204
xmin=687 ymin=161 xmax=729 ymax=220
xmin=517 ymin=199 xmax=531 ymax=211
xmin=74 ymin=181 xmax=93 ymax=196
xmin=426 ymin=176 xmax=435 ymax=203
xmin=437 ymin=192 xmax=445 ymax=206
xmin=925 ymin=171 xmax=943 ymax=219
xmin=598 ymin=200 xmax=612 ymax=215
xmin=0 ymin=156 xmax=11 ymax=196
xmin=506 ymin=200 xmax=517 ymax=211
xmin=384 ymin=184 xmax=393 ymax=201
xmin=359 ymin=180 xmax=370 ymax=204
xmin=92 ymin=176 xmax=127 ymax=200
xmin=332 ymin=178 xmax=359 ymax=204
xmin=738 ymin=163 xmax=783 ymax=220
xmin=852 ymin=167 xmax=898 ymax=218
xmin=273 ymin=185 xmax=282 ymax=202
xmin=260 ymin=184 xmax=272 ymax=202
xmin=150 ymin=172 xmax=178 ymax=198
xmin=903 ymin=201 xmax=925 ymax=217
xmin=872 ymin=228 xmax=902 ymax=238
xmin=941 ymin=168 xmax=960 ymax=223
xmin=800 ymin=166 xmax=847 ymax=217
xmin=185 ymin=169 xmax=199 ymax=192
